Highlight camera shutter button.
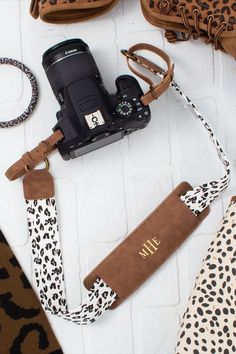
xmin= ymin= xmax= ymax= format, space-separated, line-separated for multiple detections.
xmin=116 ymin=101 xmax=133 ymax=118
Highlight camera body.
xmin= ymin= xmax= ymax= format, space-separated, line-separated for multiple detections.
xmin=43 ymin=39 xmax=151 ymax=160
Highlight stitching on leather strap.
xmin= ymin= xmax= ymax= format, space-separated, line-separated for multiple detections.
xmin=22 ymin=152 xmax=35 ymax=165
xmin=150 ymin=87 xmax=160 ymax=100
xmin=39 ymin=140 xmax=51 ymax=154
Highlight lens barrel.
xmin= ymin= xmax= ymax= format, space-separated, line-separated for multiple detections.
xmin=42 ymin=38 xmax=102 ymax=99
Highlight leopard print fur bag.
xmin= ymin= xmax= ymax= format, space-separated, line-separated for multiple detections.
xmin=30 ymin=0 xmax=119 ymax=23
xmin=0 ymin=230 xmax=63 ymax=354
xmin=176 ymin=198 xmax=236 ymax=353
xmin=141 ymin=0 xmax=236 ymax=58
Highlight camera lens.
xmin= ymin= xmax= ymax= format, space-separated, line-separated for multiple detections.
xmin=42 ymin=38 xmax=102 ymax=99
xmin=43 ymin=39 xmax=88 ymax=70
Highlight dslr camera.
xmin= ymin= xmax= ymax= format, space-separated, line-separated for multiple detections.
xmin=42 ymin=39 xmax=151 ymax=160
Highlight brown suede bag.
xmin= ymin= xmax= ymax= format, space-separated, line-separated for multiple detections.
xmin=0 ymin=230 xmax=63 ymax=354
xmin=141 ymin=0 xmax=236 ymax=58
xmin=30 ymin=0 xmax=119 ymax=23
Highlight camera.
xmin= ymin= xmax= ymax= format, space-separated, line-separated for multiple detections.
xmin=42 ymin=39 xmax=151 ymax=160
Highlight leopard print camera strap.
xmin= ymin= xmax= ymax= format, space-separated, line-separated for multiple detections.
xmin=8 ymin=44 xmax=230 ymax=325
xmin=0 ymin=58 xmax=38 ymax=128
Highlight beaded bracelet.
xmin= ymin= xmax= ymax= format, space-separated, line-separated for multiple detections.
xmin=0 ymin=58 xmax=38 ymax=128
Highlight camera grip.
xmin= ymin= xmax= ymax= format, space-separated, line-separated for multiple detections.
xmin=84 ymin=182 xmax=209 ymax=309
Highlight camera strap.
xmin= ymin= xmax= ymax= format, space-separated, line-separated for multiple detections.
xmin=121 ymin=43 xmax=174 ymax=106
xmin=5 ymin=45 xmax=230 ymax=325
xmin=6 ymin=129 xmax=64 ymax=181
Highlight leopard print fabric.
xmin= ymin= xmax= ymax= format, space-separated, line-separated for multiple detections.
xmin=172 ymin=80 xmax=230 ymax=215
xmin=149 ymin=69 xmax=230 ymax=216
xmin=176 ymin=199 xmax=236 ymax=353
xmin=0 ymin=230 xmax=63 ymax=353
xmin=26 ymin=198 xmax=117 ymax=325
xmin=0 ymin=58 xmax=38 ymax=128
xmin=147 ymin=0 xmax=236 ymax=30
xmin=143 ymin=0 xmax=236 ymax=57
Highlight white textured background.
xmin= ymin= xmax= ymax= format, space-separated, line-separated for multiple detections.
xmin=0 ymin=1 xmax=236 ymax=353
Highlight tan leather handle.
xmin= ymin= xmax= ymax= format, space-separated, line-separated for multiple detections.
xmin=121 ymin=43 xmax=174 ymax=106
xmin=5 ymin=130 xmax=64 ymax=181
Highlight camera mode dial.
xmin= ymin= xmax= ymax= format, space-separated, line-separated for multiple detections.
xmin=116 ymin=101 xmax=133 ymax=118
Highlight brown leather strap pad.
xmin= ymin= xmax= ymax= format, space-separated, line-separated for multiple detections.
xmin=84 ymin=182 xmax=209 ymax=309
xmin=5 ymin=130 xmax=63 ymax=181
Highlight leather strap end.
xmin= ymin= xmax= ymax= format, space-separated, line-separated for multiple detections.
xmin=141 ymin=73 xmax=172 ymax=106
xmin=5 ymin=130 xmax=64 ymax=181
xmin=6 ymin=162 xmax=27 ymax=182
xmin=30 ymin=0 xmax=39 ymax=19
xmin=122 ymin=44 xmax=174 ymax=106
xmin=23 ymin=169 xmax=55 ymax=200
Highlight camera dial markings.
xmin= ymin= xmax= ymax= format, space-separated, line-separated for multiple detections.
xmin=116 ymin=101 xmax=133 ymax=118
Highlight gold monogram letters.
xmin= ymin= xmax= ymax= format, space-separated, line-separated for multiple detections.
xmin=138 ymin=237 xmax=161 ymax=259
